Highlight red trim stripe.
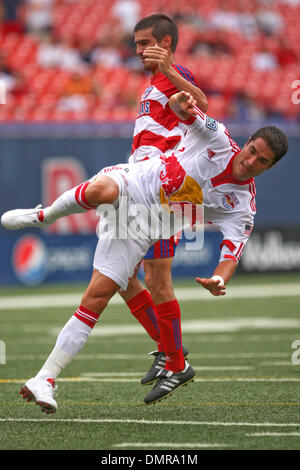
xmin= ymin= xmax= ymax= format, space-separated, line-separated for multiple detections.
xmin=132 ymin=131 xmax=181 ymax=154
xmin=37 ymin=210 xmax=44 ymax=222
xmin=220 ymin=239 xmax=236 ymax=253
xmin=235 ymin=243 xmax=245 ymax=259
xmin=80 ymin=182 xmax=97 ymax=209
xmin=224 ymin=254 xmax=238 ymax=262
xmin=75 ymin=184 xmax=91 ymax=210
xmin=75 ymin=183 xmax=97 ymax=211
xmin=74 ymin=305 xmax=99 ymax=329
xmin=194 ymin=105 xmax=205 ymax=120
xmin=249 ymin=180 xmax=257 ymax=212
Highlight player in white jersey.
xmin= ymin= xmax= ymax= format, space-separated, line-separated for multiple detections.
xmin=119 ymin=14 xmax=209 ymax=386
xmin=1 ymin=91 xmax=288 ymax=408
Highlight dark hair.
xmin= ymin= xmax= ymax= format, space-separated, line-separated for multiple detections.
xmin=134 ymin=14 xmax=178 ymax=52
xmin=249 ymin=126 xmax=288 ymax=165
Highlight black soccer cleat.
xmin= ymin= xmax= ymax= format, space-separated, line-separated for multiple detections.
xmin=141 ymin=344 xmax=189 ymax=386
xmin=144 ymin=361 xmax=195 ymax=405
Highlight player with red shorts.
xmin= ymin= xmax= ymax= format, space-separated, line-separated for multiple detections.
xmin=118 ymin=15 xmax=208 ymax=384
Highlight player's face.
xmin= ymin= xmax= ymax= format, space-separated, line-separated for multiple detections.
xmin=232 ymin=137 xmax=275 ymax=181
xmin=134 ymin=28 xmax=162 ymax=71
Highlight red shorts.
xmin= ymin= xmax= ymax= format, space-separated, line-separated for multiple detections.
xmin=144 ymin=236 xmax=180 ymax=259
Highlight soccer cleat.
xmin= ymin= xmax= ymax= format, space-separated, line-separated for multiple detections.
xmin=20 ymin=377 xmax=58 ymax=414
xmin=141 ymin=344 xmax=189 ymax=386
xmin=144 ymin=361 xmax=195 ymax=405
xmin=1 ymin=204 xmax=48 ymax=230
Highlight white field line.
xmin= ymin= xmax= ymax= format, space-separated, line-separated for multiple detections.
xmin=246 ymin=433 xmax=300 ymax=437
xmin=1 ymin=377 xmax=300 ymax=384
xmin=113 ymin=442 xmax=231 ymax=448
xmin=0 ymin=283 xmax=300 ymax=310
xmin=54 ymin=318 xmax=300 ymax=337
xmin=0 ymin=418 xmax=299 ymax=427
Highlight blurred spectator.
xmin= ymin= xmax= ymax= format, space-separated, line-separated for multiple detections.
xmin=0 ymin=54 xmax=18 ymax=93
xmin=24 ymin=0 xmax=53 ymax=38
xmin=236 ymin=4 xmax=259 ymax=39
xmin=190 ymin=30 xmax=233 ymax=56
xmin=252 ymin=47 xmax=278 ymax=71
xmin=209 ymin=4 xmax=241 ymax=33
xmin=37 ymin=34 xmax=83 ymax=71
xmin=0 ymin=53 xmax=27 ymax=98
xmin=256 ymin=6 xmax=284 ymax=36
xmin=112 ymin=0 xmax=141 ymax=33
xmin=77 ymin=38 xmax=96 ymax=66
xmin=91 ymin=43 xmax=123 ymax=68
xmin=58 ymin=69 xmax=100 ymax=112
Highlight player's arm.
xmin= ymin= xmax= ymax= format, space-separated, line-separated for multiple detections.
xmin=143 ymin=45 xmax=208 ymax=112
xmin=196 ymin=216 xmax=254 ymax=296
xmin=168 ymin=91 xmax=198 ymax=120
xmin=195 ymin=259 xmax=237 ymax=297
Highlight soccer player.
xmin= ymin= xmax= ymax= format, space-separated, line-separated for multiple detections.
xmin=120 ymin=14 xmax=208 ymax=386
xmin=1 ymin=91 xmax=288 ymax=410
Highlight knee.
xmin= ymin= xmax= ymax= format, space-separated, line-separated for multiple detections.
xmin=86 ymin=176 xmax=119 ymax=206
xmin=81 ymin=291 xmax=111 ymax=314
xmin=144 ymin=269 xmax=174 ymax=303
xmin=81 ymin=284 xmax=116 ymax=314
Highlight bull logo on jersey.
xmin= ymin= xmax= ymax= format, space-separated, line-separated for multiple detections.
xmin=222 ymin=192 xmax=239 ymax=210
xmin=159 ymin=154 xmax=186 ymax=198
xmin=159 ymin=154 xmax=203 ymax=224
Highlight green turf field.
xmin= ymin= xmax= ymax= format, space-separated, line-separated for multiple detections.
xmin=0 ymin=273 xmax=300 ymax=450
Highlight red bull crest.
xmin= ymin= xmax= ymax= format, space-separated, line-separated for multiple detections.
xmin=222 ymin=192 xmax=239 ymax=210
xmin=159 ymin=154 xmax=186 ymax=198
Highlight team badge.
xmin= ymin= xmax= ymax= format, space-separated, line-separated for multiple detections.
xmin=142 ymin=86 xmax=154 ymax=100
xmin=222 ymin=192 xmax=239 ymax=210
xmin=205 ymin=116 xmax=218 ymax=131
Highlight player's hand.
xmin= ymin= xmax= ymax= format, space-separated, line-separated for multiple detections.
xmin=169 ymin=91 xmax=197 ymax=119
xmin=143 ymin=45 xmax=171 ymax=73
xmin=195 ymin=277 xmax=226 ymax=296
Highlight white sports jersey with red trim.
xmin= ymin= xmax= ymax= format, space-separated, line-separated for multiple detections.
xmin=106 ymin=107 xmax=256 ymax=265
xmin=130 ymin=65 xmax=198 ymax=163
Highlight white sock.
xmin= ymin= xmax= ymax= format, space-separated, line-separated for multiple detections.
xmin=36 ymin=306 xmax=99 ymax=380
xmin=44 ymin=182 xmax=96 ymax=224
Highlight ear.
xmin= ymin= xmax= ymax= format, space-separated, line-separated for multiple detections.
xmin=160 ymin=34 xmax=172 ymax=50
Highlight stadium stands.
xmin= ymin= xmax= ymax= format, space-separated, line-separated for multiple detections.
xmin=0 ymin=0 xmax=299 ymax=123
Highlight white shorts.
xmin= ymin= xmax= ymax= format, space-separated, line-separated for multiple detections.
xmin=92 ymin=165 xmax=155 ymax=291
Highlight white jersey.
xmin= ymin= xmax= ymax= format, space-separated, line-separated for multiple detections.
xmin=101 ymin=108 xmax=256 ymax=265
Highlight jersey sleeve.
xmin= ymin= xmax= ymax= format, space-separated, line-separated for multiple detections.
xmin=217 ymin=213 xmax=254 ymax=264
xmin=172 ymin=65 xmax=199 ymax=87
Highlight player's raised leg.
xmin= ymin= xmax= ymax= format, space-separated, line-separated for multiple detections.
xmin=1 ymin=175 xmax=119 ymax=230
xmin=20 ymin=269 xmax=120 ymax=414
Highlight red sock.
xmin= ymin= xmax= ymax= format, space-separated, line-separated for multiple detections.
xmin=127 ymin=290 xmax=163 ymax=351
xmin=154 ymin=299 xmax=185 ymax=372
